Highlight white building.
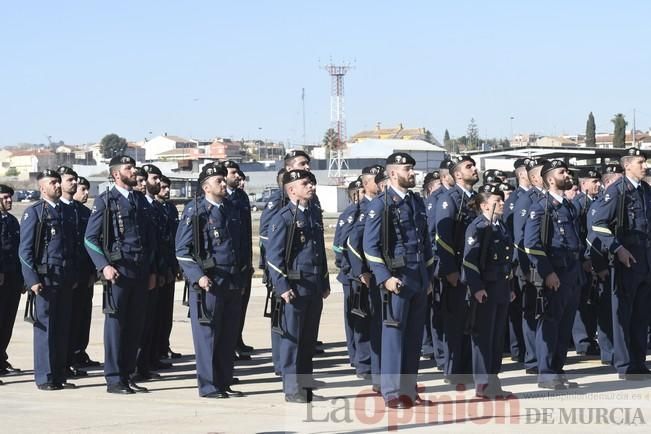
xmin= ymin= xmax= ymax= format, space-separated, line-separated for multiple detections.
xmin=345 ymin=138 xmax=446 ymax=171
xmin=143 ymin=135 xmax=197 ymax=161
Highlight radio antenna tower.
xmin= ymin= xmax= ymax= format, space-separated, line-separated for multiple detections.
xmin=323 ymin=62 xmax=353 ymax=181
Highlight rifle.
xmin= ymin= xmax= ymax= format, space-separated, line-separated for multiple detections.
xmin=262 ymin=270 xmax=273 ymax=318
xmin=349 ymin=190 xmax=368 ymax=318
xmin=100 ymin=184 xmax=118 ymax=315
xmin=272 ymin=198 xmax=300 ymax=336
xmin=609 ymin=179 xmax=627 ymax=295
xmin=453 ymin=191 xmax=467 ymax=267
xmin=191 ymin=185 xmax=213 ymax=325
xmin=264 ymin=183 xmax=286 ymax=318
xmin=465 ymin=202 xmax=496 ymax=336
xmin=24 ymin=201 xmax=47 ymax=324
xmin=181 ymin=280 xmax=190 ymax=306
xmin=532 ymin=192 xmax=551 ymax=320
xmin=380 ymin=185 xmax=403 ymax=328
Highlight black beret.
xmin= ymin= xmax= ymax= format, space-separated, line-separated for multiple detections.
xmin=514 ymin=158 xmax=529 ymax=169
xmin=604 ymin=164 xmax=624 ymax=174
xmin=308 ymin=171 xmax=317 ymax=185
xmin=498 ymin=182 xmax=515 ymax=192
xmin=526 ymin=158 xmax=549 ymax=172
xmin=448 ymin=155 xmax=475 ymax=171
xmin=159 ymin=175 xmax=171 ymax=185
xmin=478 ymin=183 xmax=504 ymax=199
xmin=77 ymin=176 xmax=90 ymax=188
xmin=284 ymin=150 xmax=311 ymax=162
xmin=580 ymin=168 xmax=601 ymax=179
xmin=141 ymin=164 xmax=162 ymax=176
xmin=482 ymin=169 xmax=505 ymax=183
xmin=237 ymin=169 xmax=245 ymax=179
xmin=277 ymin=168 xmax=286 ymax=176
xmin=0 ymin=184 xmax=14 ymax=195
xmin=109 ymin=155 xmax=136 ymax=167
xmin=423 ymin=171 xmax=441 ymax=186
xmin=624 ymin=147 xmax=646 ymax=160
xmin=57 ymin=166 xmax=78 ymax=177
xmin=439 ymin=159 xmax=454 ymax=170
xmin=348 ymin=177 xmax=363 ymax=191
xmin=541 ymin=159 xmax=568 ymax=177
xmin=222 ymin=160 xmax=240 ymax=170
xmin=37 ymin=169 xmax=61 ymax=181
xmin=198 ymin=163 xmax=227 ymax=184
xmin=374 ymin=168 xmax=388 ymax=184
xmin=362 ymin=164 xmax=384 ymax=175
xmin=386 ymin=152 xmax=416 ymax=166
xmin=134 ymin=167 xmax=147 ymax=178
xmin=282 ymin=169 xmax=312 ymax=186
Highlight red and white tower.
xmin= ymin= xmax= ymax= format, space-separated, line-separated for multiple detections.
xmin=324 ymin=63 xmax=352 ymax=181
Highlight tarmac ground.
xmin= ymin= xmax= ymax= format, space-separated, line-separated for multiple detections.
xmin=1 ymin=277 xmax=651 ymax=433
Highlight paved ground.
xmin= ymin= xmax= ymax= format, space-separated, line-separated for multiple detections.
xmin=1 ymin=278 xmax=651 ymax=433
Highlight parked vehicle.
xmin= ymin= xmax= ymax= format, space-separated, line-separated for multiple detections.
xmin=251 ymin=187 xmax=279 ymax=211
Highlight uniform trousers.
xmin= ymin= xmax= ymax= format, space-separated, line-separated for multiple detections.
xmin=103 ymin=275 xmax=147 ymax=386
xmin=380 ymin=288 xmax=426 ymax=401
xmin=280 ymin=291 xmax=323 ymax=396
xmin=34 ymin=285 xmax=73 ymax=385
xmin=0 ymin=274 xmax=22 ymax=367
xmin=189 ymin=287 xmax=242 ymax=396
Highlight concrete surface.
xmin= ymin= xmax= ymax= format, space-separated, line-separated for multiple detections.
xmin=1 ymin=277 xmax=650 ymax=433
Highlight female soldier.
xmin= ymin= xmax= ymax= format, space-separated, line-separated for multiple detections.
xmin=462 ymin=184 xmax=515 ymax=399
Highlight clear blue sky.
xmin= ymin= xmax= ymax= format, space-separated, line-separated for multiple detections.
xmin=2 ymin=0 xmax=650 ymax=146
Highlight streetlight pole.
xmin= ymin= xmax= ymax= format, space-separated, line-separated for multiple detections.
xmin=510 ymin=116 xmax=514 ymax=142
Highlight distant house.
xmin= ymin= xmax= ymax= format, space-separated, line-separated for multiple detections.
xmin=350 ymin=123 xmax=441 ymax=147
xmin=535 ymin=136 xmax=578 ymax=147
xmin=595 ymin=131 xmax=651 ymax=148
xmin=156 ymin=147 xmax=201 ymax=162
xmin=6 ymin=149 xmax=55 ymax=180
xmin=143 ymin=134 xmax=198 ymax=161
xmin=203 ymin=138 xmax=244 ymax=161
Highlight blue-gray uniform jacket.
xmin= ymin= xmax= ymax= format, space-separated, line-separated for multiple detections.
xmin=333 ymin=202 xmax=359 ymax=284
xmin=462 ymin=216 xmax=514 ymax=303
xmin=425 ymin=187 xmax=446 ymax=263
xmin=589 ymin=176 xmax=651 ymax=274
xmin=145 ymin=196 xmax=171 ymax=274
xmin=228 ymin=187 xmax=253 ymax=268
xmin=0 ymin=212 xmax=21 ymax=276
xmin=572 ymin=191 xmax=596 ymax=258
xmin=503 ymin=186 xmax=526 ymax=235
xmin=434 ymin=184 xmax=476 ymax=277
xmin=20 ymin=200 xmax=76 ymax=288
xmin=513 ymin=187 xmax=544 ymax=274
xmin=175 ymin=197 xmax=248 ymax=290
xmin=159 ymin=200 xmax=180 ymax=273
xmin=84 ymin=188 xmax=156 ymax=279
xmin=259 ymin=189 xmax=286 ymax=270
xmin=347 ymin=196 xmax=373 ymax=279
xmin=585 ymin=195 xmax=609 ymax=274
xmin=266 ymin=201 xmax=330 ymax=296
xmin=362 ymin=187 xmax=434 ymax=290
xmin=524 ymin=193 xmax=582 ymax=280
xmin=70 ymin=200 xmax=94 ymax=277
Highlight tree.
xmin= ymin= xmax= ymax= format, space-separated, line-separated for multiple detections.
xmin=585 ymin=112 xmax=596 ymax=147
xmin=443 ymin=129 xmax=451 ymax=151
xmin=423 ymin=129 xmax=435 ymax=145
xmin=611 ymin=113 xmax=627 ymax=148
xmin=466 ymin=118 xmax=479 ymax=150
xmin=322 ymin=128 xmax=340 ymax=151
xmin=100 ymin=133 xmax=128 ymax=158
xmin=5 ymin=167 xmax=19 ymax=177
